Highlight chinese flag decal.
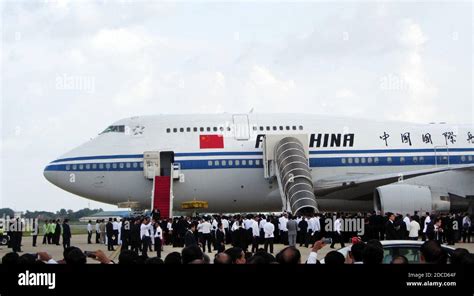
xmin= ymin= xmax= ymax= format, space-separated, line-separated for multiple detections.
xmin=200 ymin=134 xmax=224 ymax=149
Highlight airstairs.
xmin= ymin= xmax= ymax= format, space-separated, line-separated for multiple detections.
xmin=144 ymin=151 xmax=181 ymax=219
xmin=263 ymin=135 xmax=318 ymax=214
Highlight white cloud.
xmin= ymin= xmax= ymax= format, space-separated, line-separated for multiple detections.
xmin=90 ymin=27 xmax=152 ymax=54
xmin=396 ymin=19 xmax=438 ymax=122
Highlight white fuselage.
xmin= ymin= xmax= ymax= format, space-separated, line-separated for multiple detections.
xmin=43 ymin=114 xmax=474 ymax=213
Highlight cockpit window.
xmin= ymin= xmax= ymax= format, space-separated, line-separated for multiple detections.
xmin=100 ymin=125 xmax=125 ymax=134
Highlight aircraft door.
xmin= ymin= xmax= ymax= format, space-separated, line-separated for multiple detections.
xmin=159 ymin=151 xmax=174 ymax=176
xmin=233 ymin=114 xmax=250 ymax=140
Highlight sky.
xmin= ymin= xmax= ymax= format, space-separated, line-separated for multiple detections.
xmin=0 ymin=0 xmax=472 ymax=212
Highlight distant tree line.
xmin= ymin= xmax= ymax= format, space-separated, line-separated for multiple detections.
xmin=0 ymin=208 xmax=103 ymax=221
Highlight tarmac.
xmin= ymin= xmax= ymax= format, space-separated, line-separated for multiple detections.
xmin=1 ymin=234 xmax=473 ymax=263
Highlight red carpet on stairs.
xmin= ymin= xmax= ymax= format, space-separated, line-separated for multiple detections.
xmin=153 ymin=176 xmax=171 ymax=219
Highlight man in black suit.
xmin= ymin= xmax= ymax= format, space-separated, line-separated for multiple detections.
xmin=298 ymin=217 xmax=308 ymax=247
xmin=215 ymin=222 xmax=226 ymax=253
xmin=106 ymin=218 xmax=115 ymax=251
xmin=184 ymin=224 xmax=197 ymax=247
xmin=62 ymin=219 xmax=72 ymax=249
xmin=54 ymin=220 xmax=61 ymax=245
xmin=385 ymin=213 xmax=397 ymax=240
xmin=130 ymin=219 xmax=141 ymax=253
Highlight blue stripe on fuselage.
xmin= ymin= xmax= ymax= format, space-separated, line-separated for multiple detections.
xmin=50 ymin=147 xmax=474 ymax=163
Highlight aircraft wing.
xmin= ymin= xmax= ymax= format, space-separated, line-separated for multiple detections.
xmin=313 ymin=164 xmax=474 ymax=197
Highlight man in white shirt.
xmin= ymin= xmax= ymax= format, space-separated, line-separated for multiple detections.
xmin=278 ymin=214 xmax=288 ymax=245
xmin=140 ymin=217 xmax=152 ymax=258
xmin=403 ymin=214 xmax=411 ymax=239
xmin=408 ymin=216 xmax=420 ymax=240
xmin=330 ymin=214 xmax=345 ymax=248
xmin=154 ymin=222 xmax=163 ymax=258
xmin=87 ymin=221 xmax=93 ymax=244
xmin=251 ymin=217 xmax=260 ymax=252
xmin=200 ymin=218 xmax=212 ymax=253
xmin=311 ymin=215 xmax=321 ymax=242
xmin=263 ymin=217 xmax=275 ymax=253
xmin=259 ymin=215 xmax=266 ymax=243
xmin=462 ymin=214 xmax=471 ymax=243
xmin=422 ymin=212 xmax=431 ymax=241
xmin=112 ymin=218 xmax=119 ymax=245
xmin=221 ymin=217 xmax=230 ymax=243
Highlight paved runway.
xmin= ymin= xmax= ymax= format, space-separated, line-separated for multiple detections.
xmin=1 ymin=234 xmax=473 ymax=263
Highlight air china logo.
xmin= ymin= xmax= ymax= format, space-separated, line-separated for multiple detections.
xmin=18 ymin=271 xmax=56 ymax=290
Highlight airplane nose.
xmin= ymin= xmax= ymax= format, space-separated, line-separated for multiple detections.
xmin=43 ymin=162 xmax=58 ymax=186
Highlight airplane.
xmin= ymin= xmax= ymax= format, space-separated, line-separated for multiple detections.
xmin=43 ymin=113 xmax=474 ymax=217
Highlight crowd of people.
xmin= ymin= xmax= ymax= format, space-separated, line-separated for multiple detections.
xmin=1 ymin=210 xmax=473 ymax=264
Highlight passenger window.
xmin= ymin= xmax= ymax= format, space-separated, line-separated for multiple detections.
xmin=253 ymin=126 xmax=257 ymax=131
xmin=228 ymin=160 xmax=233 ymax=166
xmin=126 ymin=163 xmax=131 ymax=168
xmin=200 ymin=127 xmax=204 ymax=132
xmin=242 ymin=160 xmax=247 ymax=165
xmin=260 ymin=126 xmax=264 ymax=131
xmin=248 ymin=160 xmax=253 ymax=165
xmin=133 ymin=163 xmax=138 ymax=168
xmin=286 ymin=126 xmax=290 ymax=130
xmin=299 ymin=125 xmax=303 ymax=130
xmin=86 ymin=164 xmax=91 ymax=170
xmin=166 ymin=128 xmax=171 ymax=133
xmin=235 ymin=160 xmax=240 ymax=166
xmin=207 ymin=127 xmax=211 ymax=132
xmin=272 ymin=126 xmax=277 ymax=131
xmin=66 ymin=165 xmax=71 ymax=171
xmin=279 ymin=126 xmax=283 ymax=130
xmin=112 ymin=163 xmax=117 ymax=169
xmin=341 ymin=158 xmax=346 ymax=164
xmin=214 ymin=160 xmax=219 ymax=166
xmin=187 ymin=127 xmax=191 ymax=132
xmin=99 ymin=164 xmax=104 ymax=169
xmin=180 ymin=128 xmax=184 ymax=132
xmin=193 ymin=127 xmax=198 ymax=132
xmin=208 ymin=161 xmax=213 ymax=166
xmin=292 ymin=126 xmax=297 ymax=130
xmin=266 ymin=126 xmax=271 ymax=131
xmin=173 ymin=128 xmax=177 ymax=133
xmin=79 ymin=164 xmax=84 ymax=170
xmin=255 ymin=160 xmax=260 ymax=165
xmin=213 ymin=127 xmax=218 ymax=132
xmin=119 ymin=163 xmax=124 ymax=168
xmin=72 ymin=165 xmax=77 ymax=170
